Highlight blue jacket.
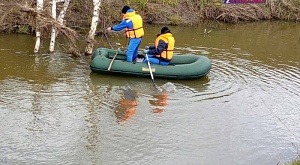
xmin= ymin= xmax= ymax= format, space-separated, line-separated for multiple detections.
xmin=147 ymin=40 xmax=167 ymax=55
xmin=112 ymin=9 xmax=135 ymax=31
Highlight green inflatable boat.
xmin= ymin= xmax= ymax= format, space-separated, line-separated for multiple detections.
xmin=90 ymin=47 xmax=212 ymax=80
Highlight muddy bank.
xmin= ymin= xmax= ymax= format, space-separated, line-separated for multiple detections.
xmin=68 ymin=0 xmax=300 ymax=25
xmin=1 ymin=0 xmax=300 ymax=34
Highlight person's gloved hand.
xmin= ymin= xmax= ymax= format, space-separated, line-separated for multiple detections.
xmin=143 ymin=49 xmax=149 ymax=54
xmin=145 ymin=46 xmax=149 ymax=50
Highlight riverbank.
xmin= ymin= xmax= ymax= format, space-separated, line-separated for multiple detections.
xmin=135 ymin=0 xmax=300 ymax=24
xmin=49 ymin=0 xmax=300 ymax=25
xmin=1 ymin=0 xmax=300 ymax=34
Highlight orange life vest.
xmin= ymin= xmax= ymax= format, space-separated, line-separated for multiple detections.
xmin=154 ymin=33 xmax=175 ymax=60
xmin=123 ymin=11 xmax=144 ymax=38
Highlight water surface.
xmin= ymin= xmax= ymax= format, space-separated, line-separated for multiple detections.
xmin=0 ymin=21 xmax=300 ymax=165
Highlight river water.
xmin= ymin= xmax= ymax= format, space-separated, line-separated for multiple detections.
xmin=0 ymin=21 xmax=299 ymax=165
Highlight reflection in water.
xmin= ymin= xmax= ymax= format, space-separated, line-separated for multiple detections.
xmin=34 ymin=54 xmax=40 ymax=71
xmin=149 ymin=92 xmax=168 ymax=113
xmin=28 ymin=85 xmax=43 ymax=132
xmin=114 ymin=83 xmax=174 ymax=121
xmin=115 ymin=87 xmax=138 ymax=122
xmin=148 ymin=82 xmax=175 ymax=113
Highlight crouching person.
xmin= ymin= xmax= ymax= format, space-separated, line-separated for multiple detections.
xmin=143 ymin=26 xmax=175 ymax=65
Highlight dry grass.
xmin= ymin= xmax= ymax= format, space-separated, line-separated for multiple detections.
xmin=267 ymin=0 xmax=300 ymax=21
xmin=0 ymin=0 xmax=82 ymax=56
xmin=202 ymin=0 xmax=300 ymax=22
xmin=203 ymin=4 xmax=270 ymax=22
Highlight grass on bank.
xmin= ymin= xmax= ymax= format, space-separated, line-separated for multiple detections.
xmin=1 ymin=0 xmax=300 ymax=34
xmin=291 ymin=159 xmax=300 ymax=165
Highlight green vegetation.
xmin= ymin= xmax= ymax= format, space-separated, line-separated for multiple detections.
xmin=169 ymin=15 xmax=180 ymax=25
xmin=291 ymin=159 xmax=300 ymax=165
xmin=133 ymin=0 xmax=148 ymax=9
xmin=17 ymin=24 xmax=31 ymax=34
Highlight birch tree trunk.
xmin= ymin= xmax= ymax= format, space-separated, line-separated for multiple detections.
xmin=49 ymin=0 xmax=57 ymax=52
xmin=34 ymin=0 xmax=43 ymax=53
xmin=57 ymin=0 xmax=70 ymax=25
xmin=49 ymin=0 xmax=70 ymax=52
xmin=85 ymin=0 xmax=102 ymax=55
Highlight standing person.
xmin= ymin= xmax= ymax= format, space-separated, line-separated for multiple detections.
xmin=143 ymin=26 xmax=175 ymax=65
xmin=106 ymin=5 xmax=144 ymax=62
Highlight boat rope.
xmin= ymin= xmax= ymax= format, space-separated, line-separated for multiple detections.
xmin=101 ymin=10 xmax=114 ymax=49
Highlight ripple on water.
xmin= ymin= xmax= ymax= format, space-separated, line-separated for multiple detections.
xmin=174 ymin=46 xmax=300 ymax=108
